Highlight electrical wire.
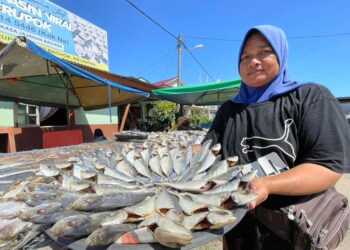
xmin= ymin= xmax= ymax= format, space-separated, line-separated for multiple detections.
xmin=125 ymin=0 xmax=177 ymax=40
xmin=181 ymin=43 xmax=215 ymax=82
xmin=125 ymin=0 xmax=215 ymax=81
xmin=136 ymin=46 xmax=177 ymax=76
xmin=185 ymin=32 xmax=350 ymax=42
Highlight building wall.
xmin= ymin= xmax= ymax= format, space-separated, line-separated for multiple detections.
xmin=74 ymin=107 xmax=119 ymax=141
xmin=0 ymin=101 xmax=14 ymax=126
xmin=75 ymin=107 xmax=118 ymax=125
xmin=0 ymin=104 xmax=119 ymax=153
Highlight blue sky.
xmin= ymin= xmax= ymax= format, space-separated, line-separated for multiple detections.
xmin=51 ymin=0 xmax=350 ymax=97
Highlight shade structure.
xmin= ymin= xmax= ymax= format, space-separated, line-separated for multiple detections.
xmin=151 ymin=79 xmax=241 ymax=105
xmin=0 ymin=37 xmax=149 ymax=109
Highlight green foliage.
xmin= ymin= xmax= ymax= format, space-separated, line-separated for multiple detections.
xmin=148 ymin=101 xmax=176 ymax=131
xmin=189 ymin=111 xmax=210 ymax=126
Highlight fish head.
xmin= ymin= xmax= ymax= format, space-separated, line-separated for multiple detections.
xmin=50 ymin=215 xmax=91 ymax=237
xmin=62 ymin=216 xmax=92 ymax=237
xmin=19 ymin=203 xmax=62 ymax=221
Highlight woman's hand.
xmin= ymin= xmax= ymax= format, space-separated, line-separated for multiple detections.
xmin=246 ymin=163 xmax=342 ymax=209
xmin=247 ymin=177 xmax=270 ymax=209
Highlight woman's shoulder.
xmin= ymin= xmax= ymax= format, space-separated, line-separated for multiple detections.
xmin=294 ymin=83 xmax=337 ymax=104
xmin=297 ymin=83 xmax=335 ymax=97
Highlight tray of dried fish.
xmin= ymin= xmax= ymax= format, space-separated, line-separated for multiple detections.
xmin=0 ymin=131 xmax=257 ymax=249
xmin=44 ymin=208 xmax=246 ymax=250
xmin=114 ymin=131 xmax=149 ymax=141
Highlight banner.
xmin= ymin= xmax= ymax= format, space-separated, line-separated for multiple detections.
xmin=0 ymin=0 xmax=108 ymax=71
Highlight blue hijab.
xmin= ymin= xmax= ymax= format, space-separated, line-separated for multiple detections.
xmin=232 ymin=25 xmax=305 ymax=103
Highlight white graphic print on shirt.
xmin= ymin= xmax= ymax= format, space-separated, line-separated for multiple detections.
xmin=240 ymin=119 xmax=296 ymax=161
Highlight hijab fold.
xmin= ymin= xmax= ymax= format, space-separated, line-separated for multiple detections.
xmin=232 ymin=25 xmax=305 ymax=103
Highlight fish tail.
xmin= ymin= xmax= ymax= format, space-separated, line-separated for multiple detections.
xmin=116 ymin=231 xmax=140 ymax=244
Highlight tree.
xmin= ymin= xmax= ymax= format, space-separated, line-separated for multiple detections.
xmin=148 ymin=101 xmax=176 ymax=131
xmin=189 ymin=111 xmax=210 ymax=126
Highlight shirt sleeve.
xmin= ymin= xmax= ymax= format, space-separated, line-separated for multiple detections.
xmin=297 ymin=97 xmax=350 ymax=173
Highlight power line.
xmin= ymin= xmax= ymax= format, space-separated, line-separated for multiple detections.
xmin=125 ymin=0 xmax=215 ymax=81
xmin=288 ymin=32 xmax=350 ymax=39
xmin=125 ymin=0 xmax=177 ymax=40
xmin=181 ymin=43 xmax=215 ymax=82
xmin=136 ymin=46 xmax=177 ymax=76
xmin=185 ymin=35 xmax=241 ymax=42
xmin=185 ymin=32 xmax=350 ymax=42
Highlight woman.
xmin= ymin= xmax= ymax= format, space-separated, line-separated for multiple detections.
xmin=94 ymin=128 xmax=107 ymax=142
xmin=202 ymin=25 xmax=350 ymax=249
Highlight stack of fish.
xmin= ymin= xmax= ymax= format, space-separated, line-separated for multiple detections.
xmin=0 ymin=131 xmax=258 ymax=249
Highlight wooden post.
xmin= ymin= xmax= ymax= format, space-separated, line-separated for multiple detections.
xmin=119 ymin=104 xmax=131 ymax=132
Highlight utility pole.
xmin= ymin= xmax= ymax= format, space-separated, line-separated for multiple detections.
xmin=177 ymin=33 xmax=184 ymax=115
xmin=177 ymin=33 xmax=182 ymax=87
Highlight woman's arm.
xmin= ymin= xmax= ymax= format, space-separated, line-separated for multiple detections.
xmin=248 ymin=163 xmax=342 ymax=209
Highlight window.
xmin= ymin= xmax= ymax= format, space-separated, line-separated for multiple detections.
xmin=16 ymin=103 xmax=40 ymax=127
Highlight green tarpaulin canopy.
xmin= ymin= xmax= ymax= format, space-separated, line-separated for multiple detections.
xmin=151 ymin=79 xmax=241 ymax=105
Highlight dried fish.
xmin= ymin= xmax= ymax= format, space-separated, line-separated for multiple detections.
xmin=100 ymin=210 xmax=128 ymax=226
xmin=207 ymin=211 xmax=237 ymax=229
xmin=0 ymin=131 xmax=256 ymax=249
xmin=0 ymin=218 xmax=32 ymax=240
xmin=50 ymin=212 xmax=110 ymax=238
xmin=123 ymin=196 xmax=156 ymax=222
xmin=182 ymin=212 xmax=209 ymax=231
xmin=231 ymin=189 xmax=258 ymax=206
xmin=70 ymin=192 xmax=151 ymax=211
xmin=0 ymin=201 xmax=29 ymax=219
xmin=115 ymin=227 xmax=157 ymax=244
xmin=86 ymin=224 xmax=137 ymax=246
xmin=154 ymin=218 xmax=193 ymax=248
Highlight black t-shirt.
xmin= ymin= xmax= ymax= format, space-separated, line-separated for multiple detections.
xmin=203 ymin=84 xmax=350 ymax=209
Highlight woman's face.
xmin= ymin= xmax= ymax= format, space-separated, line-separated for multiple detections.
xmin=239 ymin=33 xmax=279 ymax=87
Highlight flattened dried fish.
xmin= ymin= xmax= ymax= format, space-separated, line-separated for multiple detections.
xmin=182 ymin=212 xmax=209 ymax=231
xmin=100 ymin=210 xmax=128 ymax=226
xmin=162 ymin=180 xmax=216 ymax=193
xmin=231 ymin=189 xmax=258 ymax=206
xmin=207 ymin=211 xmax=237 ymax=229
xmin=0 ymin=218 xmax=32 ymax=240
xmin=149 ymin=155 xmax=163 ymax=177
xmin=115 ymin=227 xmax=157 ymax=244
xmin=154 ymin=218 xmax=193 ymax=248
xmin=178 ymin=196 xmax=208 ymax=215
xmin=50 ymin=212 xmax=110 ymax=238
xmin=204 ymin=178 xmax=240 ymax=194
xmin=39 ymin=164 xmax=60 ymax=177
xmin=70 ymin=192 xmax=150 ymax=211
xmin=86 ymin=224 xmax=137 ymax=246
xmin=155 ymin=188 xmax=180 ymax=215
xmin=123 ymin=196 xmax=156 ymax=222
xmin=0 ymin=201 xmax=28 ymax=219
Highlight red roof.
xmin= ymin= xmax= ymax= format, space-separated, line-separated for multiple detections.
xmin=153 ymin=77 xmax=180 ymax=87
